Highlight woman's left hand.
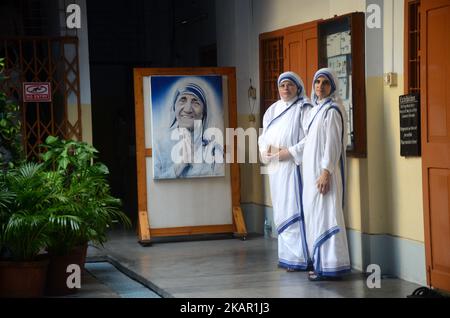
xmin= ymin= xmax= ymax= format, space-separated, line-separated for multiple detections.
xmin=277 ymin=148 xmax=292 ymax=162
xmin=316 ymin=169 xmax=331 ymax=195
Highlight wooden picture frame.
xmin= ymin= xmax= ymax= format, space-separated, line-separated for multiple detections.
xmin=133 ymin=67 xmax=247 ymax=244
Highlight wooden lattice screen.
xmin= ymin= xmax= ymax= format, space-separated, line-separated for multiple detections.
xmin=259 ymin=37 xmax=284 ymax=117
xmin=0 ymin=37 xmax=82 ymax=159
xmin=405 ymin=0 xmax=421 ymax=94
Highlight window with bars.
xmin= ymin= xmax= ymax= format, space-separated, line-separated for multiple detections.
xmin=405 ymin=0 xmax=420 ymax=94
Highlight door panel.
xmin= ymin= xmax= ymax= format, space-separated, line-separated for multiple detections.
xmin=426 ymin=5 xmax=450 ymax=141
xmin=421 ymin=0 xmax=450 ymax=292
xmin=284 ymin=28 xmax=318 ymax=98
xmin=285 ymin=32 xmax=302 ymax=77
xmin=302 ymin=27 xmax=318 ymax=97
xmin=429 ymin=169 xmax=450 ymax=271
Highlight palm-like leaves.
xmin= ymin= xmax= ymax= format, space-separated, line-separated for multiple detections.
xmin=0 ymin=162 xmax=90 ymax=260
xmin=40 ymin=136 xmax=131 ymax=255
xmin=0 ymin=181 xmax=15 ymax=210
xmin=1 ymin=163 xmax=54 ymax=260
xmin=0 ymin=136 xmax=131 ymax=260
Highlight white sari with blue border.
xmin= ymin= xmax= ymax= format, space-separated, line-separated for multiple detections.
xmin=258 ymin=97 xmax=312 ymax=270
xmin=302 ymin=97 xmax=351 ymax=276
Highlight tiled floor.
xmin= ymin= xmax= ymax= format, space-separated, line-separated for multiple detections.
xmin=82 ymin=231 xmax=422 ymax=298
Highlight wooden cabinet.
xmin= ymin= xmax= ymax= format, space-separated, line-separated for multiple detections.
xmin=318 ymin=12 xmax=367 ymax=157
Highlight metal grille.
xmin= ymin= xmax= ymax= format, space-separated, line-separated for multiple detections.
xmin=0 ymin=37 xmax=82 ymax=160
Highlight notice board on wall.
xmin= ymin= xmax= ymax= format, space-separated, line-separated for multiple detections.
xmin=318 ymin=12 xmax=367 ymax=158
xmin=399 ymin=93 xmax=421 ymax=157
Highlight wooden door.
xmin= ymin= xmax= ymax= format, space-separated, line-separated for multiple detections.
xmin=299 ymin=27 xmax=318 ymax=98
xmin=285 ymin=31 xmax=302 ymax=76
xmin=284 ymin=26 xmax=318 ymax=97
xmin=421 ymin=0 xmax=450 ymax=292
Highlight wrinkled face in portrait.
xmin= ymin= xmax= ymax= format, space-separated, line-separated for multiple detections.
xmin=175 ymin=93 xmax=205 ymax=130
xmin=278 ymin=80 xmax=298 ymax=102
xmin=314 ymin=76 xmax=332 ymax=101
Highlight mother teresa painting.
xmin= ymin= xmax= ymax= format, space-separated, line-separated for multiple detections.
xmin=150 ymin=75 xmax=225 ymax=180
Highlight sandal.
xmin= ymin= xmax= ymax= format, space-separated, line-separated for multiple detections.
xmin=308 ymin=272 xmax=342 ymax=281
xmin=407 ymin=287 xmax=447 ymax=298
xmin=286 ymin=267 xmax=307 ymax=272
xmin=279 ymin=263 xmax=313 ymax=272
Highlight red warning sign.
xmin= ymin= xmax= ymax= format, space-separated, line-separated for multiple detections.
xmin=23 ymin=82 xmax=52 ymax=102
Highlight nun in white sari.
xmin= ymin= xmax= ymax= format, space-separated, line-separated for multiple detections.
xmin=302 ymin=68 xmax=351 ymax=280
xmin=258 ymin=71 xmax=313 ymax=271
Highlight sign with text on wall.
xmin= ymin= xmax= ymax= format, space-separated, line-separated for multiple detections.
xmin=23 ymin=82 xmax=52 ymax=102
xmin=399 ymin=93 xmax=421 ymax=157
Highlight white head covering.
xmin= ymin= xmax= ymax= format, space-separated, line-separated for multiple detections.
xmin=170 ymin=82 xmax=208 ymax=129
xmin=311 ymin=68 xmax=342 ymax=105
xmin=277 ymin=71 xmax=306 ymax=98
xmin=311 ymin=68 xmax=348 ymax=149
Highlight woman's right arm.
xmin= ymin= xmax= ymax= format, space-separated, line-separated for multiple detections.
xmin=258 ymin=108 xmax=274 ymax=164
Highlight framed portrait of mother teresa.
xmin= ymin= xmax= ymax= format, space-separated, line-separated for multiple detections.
xmin=150 ymin=75 xmax=225 ymax=180
xmin=133 ymin=67 xmax=247 ymax=244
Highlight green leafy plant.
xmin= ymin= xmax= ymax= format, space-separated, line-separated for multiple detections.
xmin=41 ymin=136 xmax=131 ymax=255
xmin=0 ymin=162 xmax=67 ymax=261
xmin=0 ymin=58 xmax=23 ymax=170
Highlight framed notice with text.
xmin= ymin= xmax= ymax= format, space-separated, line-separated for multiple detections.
xmin=399 ymin=93 xmax=421 ymax=157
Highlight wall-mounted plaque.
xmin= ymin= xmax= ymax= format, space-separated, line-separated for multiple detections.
xmin=399 ymin=93 xmax=421 ymax=157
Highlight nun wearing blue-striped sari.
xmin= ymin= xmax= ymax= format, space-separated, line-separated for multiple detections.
xmin=258 ymin=71 xmax=313 ymax=272
xmin=302 ymin=68 xmax=351 ymax=281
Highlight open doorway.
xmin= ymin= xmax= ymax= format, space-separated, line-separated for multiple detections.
xmin=86 ymin=0 xmax=217 ymax=226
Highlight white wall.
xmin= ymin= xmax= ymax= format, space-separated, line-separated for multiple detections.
xmin=217 ymin=0 xmax=366 ymax=116
xmin=382 ymin=0 xmax=424 ymax=241
xmin=60 ymin=0 xmax=93 ymax=145
xmin=215 ymin=0 xmax=425 ymax=242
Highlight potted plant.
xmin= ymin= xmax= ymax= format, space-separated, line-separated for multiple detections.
xmin=40 ymin=136 xmax=131 ymax=295
xmin=0 ymin=59 xmax=55 ymax=297
xmin=0 ymin=162 xmax=64 ymax=297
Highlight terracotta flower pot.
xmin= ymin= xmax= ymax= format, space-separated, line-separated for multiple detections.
xmin=45 ymin=244 xmax=88 ymax=296
xmin=0 ymin=257 xmax=49 ymax=298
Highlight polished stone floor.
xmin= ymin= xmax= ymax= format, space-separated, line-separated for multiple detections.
xmin=84 ymin=230 xmax=421 ymax=298
xmin=84 ymin=262 xmax=161 ymax=298
xmin=57 ymin=268 xmax=120 ymax=298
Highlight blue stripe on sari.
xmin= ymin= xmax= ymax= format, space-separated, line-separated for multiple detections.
xmin=266 ymin=97 xmax=302 ymax=130
xmin=296 ymin=166 xmax=311 ymax=263
xmin=325 ymin=106 xmax=345 ymax=208
xmin=278 ymin=260 xmax=310 ymax=270
xmin=307 ymin=99 xmax=332 ymax=132
xmin=312 ymin=226 xmax=340 ymax=274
